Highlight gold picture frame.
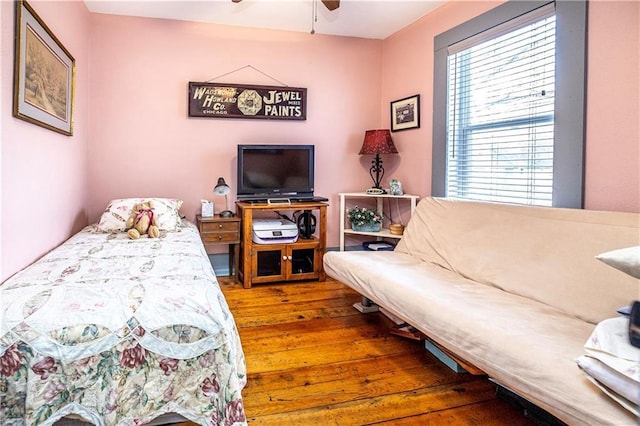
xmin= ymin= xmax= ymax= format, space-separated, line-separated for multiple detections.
xmin=13 ymin=0 xmax=75 ymax=135
xmin=390 ymin=94 xmax=420 ymax=132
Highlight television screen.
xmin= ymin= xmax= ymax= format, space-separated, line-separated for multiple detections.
xmin=237 ymin=145 xmax=315 ymax=201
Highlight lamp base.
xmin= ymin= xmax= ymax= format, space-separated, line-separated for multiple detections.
xmin=219 ymin=210 xmax=234 ymax=218
xmin=366 ymin=187 xmax=386 ymax=195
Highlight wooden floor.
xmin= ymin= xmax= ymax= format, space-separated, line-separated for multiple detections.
xmin=198 ymin=276 xmax=535 ymax=426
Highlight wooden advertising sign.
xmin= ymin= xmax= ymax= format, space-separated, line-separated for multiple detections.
xmin=188 ymin=82 xmax=307 ymax=120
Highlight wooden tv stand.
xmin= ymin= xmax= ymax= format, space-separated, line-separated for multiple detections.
xmin=236 ymin=200 xmax=328 ymax=289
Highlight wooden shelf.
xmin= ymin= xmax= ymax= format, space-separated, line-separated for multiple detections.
xmin=236 ymin=201 xmax=328 ymax=289
xmin=343 ymin=228 xmax=403 ymax=239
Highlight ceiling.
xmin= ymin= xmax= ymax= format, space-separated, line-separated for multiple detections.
xmin=84 ymin=0 xmax=446 ymax=39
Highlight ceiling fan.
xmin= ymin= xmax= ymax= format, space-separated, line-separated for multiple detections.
xmin=319 ymin=0 xmax=340 ymax=10
xmin=231 ymin=0 xmax=340 ymax=11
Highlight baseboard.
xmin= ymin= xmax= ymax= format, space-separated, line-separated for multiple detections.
xmin=208 ymin=253 xmax=231 ymax=277
xmin=425 ymin=339 xmax=468 ymax=373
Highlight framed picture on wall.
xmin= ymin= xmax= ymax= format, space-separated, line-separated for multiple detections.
xmin=390 ymin=94 xmax=420 ymax=132
xmin=13 ymin=0 xmax=75 ymax=136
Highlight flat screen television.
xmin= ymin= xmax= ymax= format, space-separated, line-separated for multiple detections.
xmin=237 ymin=144 xmax=316 ymax=202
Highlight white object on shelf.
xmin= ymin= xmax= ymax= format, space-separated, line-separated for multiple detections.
xmin=201 ymin=200 xmax=214 ymax=217
xmin=366 ymin=242 xmax=394 ymax=251
xmin=338 ymin=192 xmax=419 ymax=251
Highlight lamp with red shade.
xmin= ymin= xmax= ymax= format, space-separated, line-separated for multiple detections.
xmin=359 ymin=129 xmax=398 ymax=194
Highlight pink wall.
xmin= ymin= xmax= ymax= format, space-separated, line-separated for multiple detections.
xmin=2 ymin=1 xmax=638 ymax=280
xmin=382 ymin=0 xmax=640 ymax=213
xmin=87 ymin=14 xmax=384 ymax=252
xmin=380 ymin=1 xmax=502 ymax=199
xmin=584 ymin=0 xmax=639 ymax=212
xmin=1 ymin=0 xmax=90 ymax=281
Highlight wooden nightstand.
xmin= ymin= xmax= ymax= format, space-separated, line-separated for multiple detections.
xmin=196 ymin=214 xmax=241 ymax=278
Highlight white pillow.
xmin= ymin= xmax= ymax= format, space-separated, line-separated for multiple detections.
xmin=97 ymin=198 xmax=183 ymax=232
xmin=596 ymin=246 xmax=640 ymax=279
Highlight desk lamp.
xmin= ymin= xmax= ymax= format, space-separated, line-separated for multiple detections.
xmin=213 ymin=177 xmax=234 ymax=217
xmin=359 ymin=129 xmax=398 ymax=194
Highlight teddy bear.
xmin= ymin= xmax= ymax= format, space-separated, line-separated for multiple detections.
xmin=125 ymin=201 xmax=160 ymax=239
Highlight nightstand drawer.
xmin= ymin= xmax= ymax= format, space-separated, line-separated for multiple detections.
xmin=199 ymin=221 xmax=239 ymax=233
xmin=202 ymin=232 xmax=239 ymax=244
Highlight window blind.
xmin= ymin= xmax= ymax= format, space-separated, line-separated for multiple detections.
xmin=446 ymin=4 xmax=556 ymax=206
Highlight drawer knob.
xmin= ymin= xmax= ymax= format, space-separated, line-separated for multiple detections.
xmin=218 ymin=235 xmax=223 ymax=240
xmin=219 ymin=224 xmax=223 ymax=228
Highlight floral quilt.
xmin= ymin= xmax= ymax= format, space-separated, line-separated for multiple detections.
xmin=0 ymin=222 xmax=246 ymax=425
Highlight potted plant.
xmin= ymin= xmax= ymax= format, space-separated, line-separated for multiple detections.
xmin=347 ymin=206 xmax=383 ymax=232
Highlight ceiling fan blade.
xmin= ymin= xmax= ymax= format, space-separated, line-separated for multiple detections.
xmin=321 ymin=0 xmax=340 ymax=11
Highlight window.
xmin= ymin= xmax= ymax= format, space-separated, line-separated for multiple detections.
xmin=432 ymin=1 xmax=587 ymax=208
xmin=447 ymin=6 xmax=555 ymax=205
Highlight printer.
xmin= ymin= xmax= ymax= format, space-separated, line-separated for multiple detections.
xmin=252 ymin=219 xmax=299 ymax=244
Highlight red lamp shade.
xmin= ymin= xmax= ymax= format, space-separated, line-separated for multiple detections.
xmin=359 ymin=129 xmax=398 ymax=155
xmin=358 ymin=129 xmax=397 ymax=192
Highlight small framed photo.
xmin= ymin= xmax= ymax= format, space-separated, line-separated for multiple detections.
xmin=13 ymin=0 xmax=75 ymax=135
xmin=390 ymin=94 xmax=420 ymax=132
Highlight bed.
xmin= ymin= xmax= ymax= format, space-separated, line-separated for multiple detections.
xmin=0 ymin=198 xmax=247 ymax=426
